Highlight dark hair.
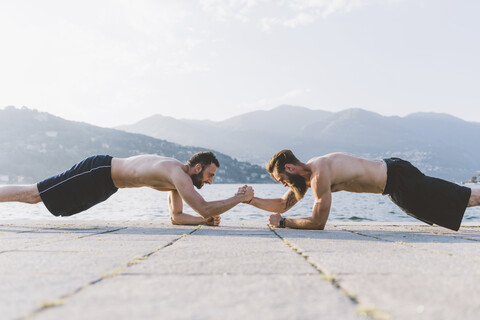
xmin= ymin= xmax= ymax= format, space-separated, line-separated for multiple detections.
xmin=187 ymin=151 xmax=220 ymax=168
xmin=266 ymin=149 xmax=300 ymax=180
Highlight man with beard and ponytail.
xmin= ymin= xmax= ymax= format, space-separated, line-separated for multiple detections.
xmin=245 ymin=149 xmax=480 ymax=231
xmin=0 ymin=152 xmax=254 ymax=226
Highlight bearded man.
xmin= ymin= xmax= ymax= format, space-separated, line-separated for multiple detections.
xmin=0 ymin=152 xmax=253 ymax=226
xmin=246 ymin=149 xmax=480 ymax=231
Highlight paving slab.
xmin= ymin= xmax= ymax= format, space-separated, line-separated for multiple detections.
xmin=1 ymin=220 xmax=479 ymax=320
xmin=277 ymin=223 xmax=480 ymax=320
xmin=0 ymin=220 xmax=198 ymax=320
xmin=34 ymin=274 xmax=363 ymax=320
xmin=340 ymin=273 xmax=480 ymax=320
xmin=125 ymin=224 xmax=317 ymax=275
xmin=32 ymin=222 xmax=361 ymax=320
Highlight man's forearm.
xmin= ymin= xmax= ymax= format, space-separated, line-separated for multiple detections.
xmin=201 ymin=196 xmax=243 ymax=218
xmin=281 ymin=201 xmax=329 ymax=230
xmin=249 ymin=197 xmax=286 ymax=213
xmin=284 ymin=217 xmax=325 ymax=230
xmin=171 ymin=212 xmax=205 ymax=225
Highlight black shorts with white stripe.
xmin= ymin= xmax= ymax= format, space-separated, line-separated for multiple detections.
xmin=37 ymin=155 xmax=118 ymax=216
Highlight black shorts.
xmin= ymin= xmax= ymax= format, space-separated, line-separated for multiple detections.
xmin=37 ymin=155 xmax=118 ymax=216
xmin=382 ymin=158 xmax=471 ymax=231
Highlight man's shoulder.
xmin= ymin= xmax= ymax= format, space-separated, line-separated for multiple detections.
xmin=168 ymin=163 xmax=192 ymax=184
xmin=308 ymin=155 xmax=331 ymax=169
xmin=135 ymin=155 xmax=184 ymax=170
xmin=311 ymin=152 xmax=359 ymax=167
xmin=308 ymin=155 xmax=341 ymax=185
xmin=140 ymin=156 xmax=185 ymax=179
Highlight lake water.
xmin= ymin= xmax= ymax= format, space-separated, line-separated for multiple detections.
xmin=1 ymin=184 xmax=479 ymax=223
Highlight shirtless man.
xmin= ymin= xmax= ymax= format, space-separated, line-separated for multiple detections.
xmin=247 ymin=149 xmax=480 ymax=231
xmin=0 ymin=152 xmax=254 ymax=226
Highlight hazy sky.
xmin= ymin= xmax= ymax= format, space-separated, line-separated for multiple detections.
xmin=1 ymin=0 xmax=479 ymax=127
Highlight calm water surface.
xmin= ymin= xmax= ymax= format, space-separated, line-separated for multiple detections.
xmin=1 ymin=184 xmax=479 ymax=223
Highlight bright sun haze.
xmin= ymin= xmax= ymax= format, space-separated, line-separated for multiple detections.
xmin=1 ymin=1 xmax=479 ymax=127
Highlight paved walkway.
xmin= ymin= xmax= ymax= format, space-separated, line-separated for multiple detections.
xmin=1 ymin=220 xmax=479 ymax=320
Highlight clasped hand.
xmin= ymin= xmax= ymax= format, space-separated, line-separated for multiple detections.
xmin=268 ymin=212 xmax=282 ymax=227
xmin=204 ymin=215 xmax=221 ymax=226
xmin=236 ymin=185 xmax=254 ymax=203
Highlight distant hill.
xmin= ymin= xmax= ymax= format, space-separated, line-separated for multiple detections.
xmin=117 ymin=105 xmax=480 ymax=181
xmin=0 ymin=107 xmax=271 ymax=184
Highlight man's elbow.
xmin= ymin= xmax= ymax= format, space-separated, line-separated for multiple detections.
xmin=170 ymin=214 xmax=181 ymax=225
xmin=311 ymin=220 xmax=325 ymax=230
xmin=195 ymin=208 xmax=210 ymax=219
xmin=193 ymin=201 xmax=212 ymax=219
xmin=198 ymin=203 xmax=217 ymax=219
xmin=277 ymin=201 xmax=289 ymax=214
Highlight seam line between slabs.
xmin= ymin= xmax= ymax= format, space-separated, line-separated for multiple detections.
xmin=269 ymin=225 xmax=391 ymax=320
xmin=21 ymin=225 xmax=202 ymax=320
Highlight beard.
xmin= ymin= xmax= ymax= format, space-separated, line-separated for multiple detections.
xmin=191 ymin=172 xmax=204 ymax=189
xmin=191 ymin=170 xmax=204 ymax=189
xmin=285 ymin=172 xmax=307 ymax=201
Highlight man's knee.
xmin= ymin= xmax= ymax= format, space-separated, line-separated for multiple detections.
xmin=467 ymin=188 xmax=480 ymax=207
xmin=27 ymin=185 xmax=42 ymax=204
xmin=29 ymin=194 xmax=42 ymax=204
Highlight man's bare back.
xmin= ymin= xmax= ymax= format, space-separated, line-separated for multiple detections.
xmin=111 ymin=155 xmax=186 ymax=191
xmin=307 ymin=153 xmax=387 ymax=194
xmin=110 ymin=153 xmax=253 ymax=222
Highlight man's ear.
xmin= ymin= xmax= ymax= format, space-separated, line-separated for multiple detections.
xmin=284 ymin=164 xmax=295 ymax=174
xmin=194 ymin=163 xmax=203 ymax=174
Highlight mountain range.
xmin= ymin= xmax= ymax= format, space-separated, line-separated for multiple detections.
xmin=117 ymin=105 xmax=480 ymax=182
xmin=0 ymin=107 xmax=270 ymax=184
